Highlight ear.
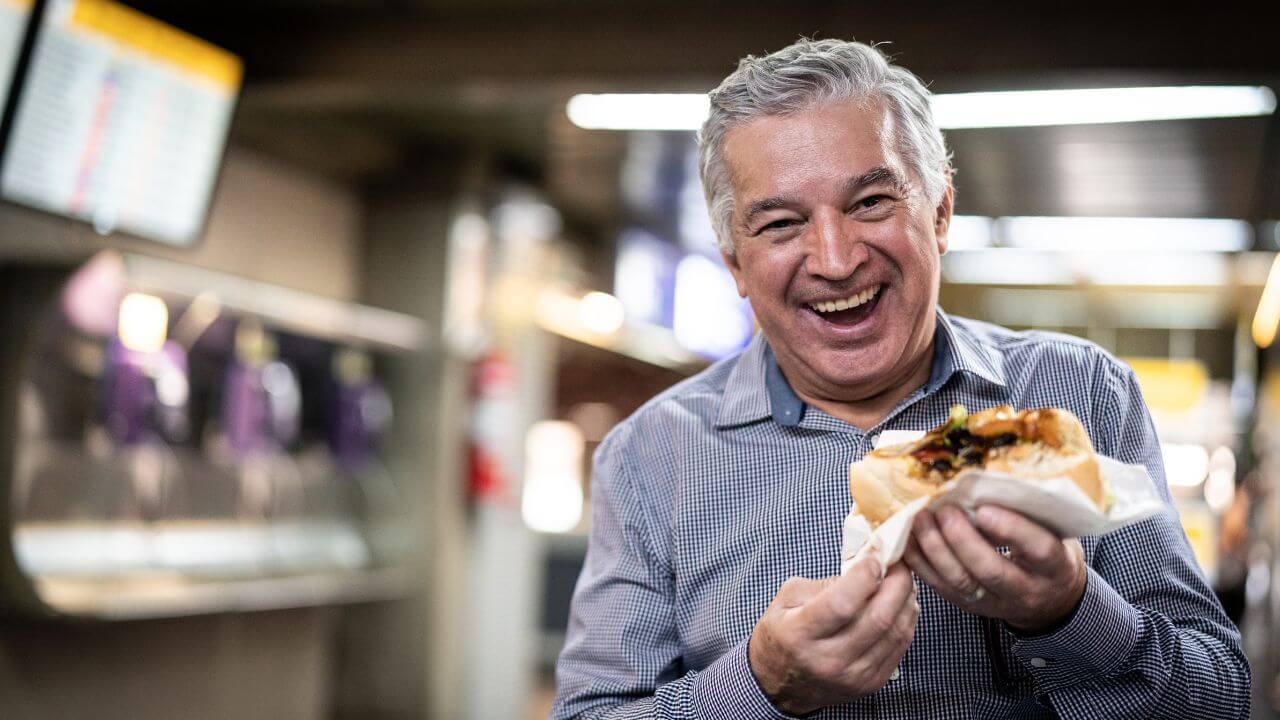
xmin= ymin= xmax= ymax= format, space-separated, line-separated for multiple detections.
xmin=720 ymin=248 xmax=750 ymax=298
xmin=933 ymin=184 xmax=955 ymax=255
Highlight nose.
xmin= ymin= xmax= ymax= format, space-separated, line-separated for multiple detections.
xmin=804 ymin=207 xmax=866 ymax=281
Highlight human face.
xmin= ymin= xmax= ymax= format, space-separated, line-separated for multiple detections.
xmin=720 ymin=99 xmax=953 ymax=403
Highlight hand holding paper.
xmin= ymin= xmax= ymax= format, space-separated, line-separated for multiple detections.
xmin=904 ymin=504 xmax=1088 ymax=632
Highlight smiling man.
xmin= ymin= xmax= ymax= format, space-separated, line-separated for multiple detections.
xmin=552 ymin=39 xmax=1250 ymax=719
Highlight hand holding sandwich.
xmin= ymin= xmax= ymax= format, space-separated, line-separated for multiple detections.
xmin=847 ymin=404 xmax=1103 ymax=633
xmin=904 ymin=504 xmax=1087 ymax=633
xmin=748 ymin=555 xmax=920 ymax=715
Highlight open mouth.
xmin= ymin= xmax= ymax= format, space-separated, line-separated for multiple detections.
xmin=806 ymin=284 xmax=883 ymax=326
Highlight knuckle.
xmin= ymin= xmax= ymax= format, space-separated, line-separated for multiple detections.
xmin=916 ymin=525 xmax=945 ymax=552
xmin=772 ymin=616 xmax=800 ymax=643
xmin=946 ymin=569 xmax=976 ymax=595
xmin=779 ymin=576 xmax=804 ymax=592
xmin=814 ymin=655 xmax=845 ymax=680
xmin=865 ymin=606 xmax=896 ymax=635
xmin=973 ymin=559 xmax=1006 ymax=587
xmin=1028 ymin=542 xmax=1057 ymax=566
xmin=826 ymin=593 xmax=858 ymax=621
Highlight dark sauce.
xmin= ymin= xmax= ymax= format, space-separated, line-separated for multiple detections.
xmin=912 ymin=431 xmax=1020 ymax=477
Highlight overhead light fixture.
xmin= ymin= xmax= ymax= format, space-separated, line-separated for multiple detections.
xmin=566 ymin=86 xmax=1275 ymax=131
xmin=997 ymin=216 xmax=1251 ymax=253
xmin=931 ymin=86 xmax=1276 ymax=129
xmin=567 ymin=93 xmax=711 ymax=131
xmin=942 ymin=249 xmax=1074 ymax=286
xmin=945 ymin=215 xmax=994 ymax=251
xmin=943 ymin=249 xmax=1230 ymax=286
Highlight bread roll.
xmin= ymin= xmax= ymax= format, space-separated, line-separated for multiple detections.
xmin=848 ymin=405 xmax=1105 ymax=528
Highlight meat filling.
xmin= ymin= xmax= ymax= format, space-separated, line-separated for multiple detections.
xmin=911 ymin=420 xmax=1018 ymax=476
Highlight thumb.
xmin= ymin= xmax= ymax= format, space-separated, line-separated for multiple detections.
xmin=775 ymin=576 xmax=831 ymax=608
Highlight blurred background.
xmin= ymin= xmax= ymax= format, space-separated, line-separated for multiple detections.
xmin=0 ymin=0 xmax=1278 ymax=718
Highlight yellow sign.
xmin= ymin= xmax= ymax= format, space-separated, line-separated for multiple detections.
xmin=1177 ymin=502 xmax=1218 ymax=581
xmin=1122 ymin=357 xmax=1209 ymax=414
xmin=69 ymin=0 xmax=242 ymax=91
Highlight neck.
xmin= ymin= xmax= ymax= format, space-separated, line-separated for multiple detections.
xmin=788 ymin=337 xmax=937 ymax=432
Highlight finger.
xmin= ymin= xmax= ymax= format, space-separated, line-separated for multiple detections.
xmin=973 ymin=505 xmax=1062 ymax=570
xmin=844 ymin=578 xmax=920 ymax=678
xmin=793 ymin=554 xmax=883 ymax=636
xmin=775 ymin=576 xmax=828 ymax=609
xmin=847 ymin=563 xmax=915 ymax=641
xmin=912 ymin=509 xmax=982 ymax=596
xmin=935 ymin=505 xmax=1031 ymax=595
xmin=903 ymin=536 xmax=946 ymax=591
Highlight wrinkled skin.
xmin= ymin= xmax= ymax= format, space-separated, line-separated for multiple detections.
xmin=720 ymin=98 xmax=952 ymax=430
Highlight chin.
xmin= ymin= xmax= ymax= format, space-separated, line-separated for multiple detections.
xmin=812 ymin=350 xmax=895 ymax=390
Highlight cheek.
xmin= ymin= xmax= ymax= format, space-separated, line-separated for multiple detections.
xmin=887 ymin=224 xmax=941 ymax=287
xmin=737 ymin=247 xmax=803 ymax=299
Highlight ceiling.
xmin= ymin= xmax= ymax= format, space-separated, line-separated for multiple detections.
xmin=122 ymin=0 xmax=1280 ymax=234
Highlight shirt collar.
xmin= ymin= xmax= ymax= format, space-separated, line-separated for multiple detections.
xmin=714 ymin=309 xmax=1006 ymax=429
xmin=932 ymin=308 xmax=1006 ymax=392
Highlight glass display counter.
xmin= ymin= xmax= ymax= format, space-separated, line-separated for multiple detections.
xmin=0 ymin=251 xmax=423 ymax=619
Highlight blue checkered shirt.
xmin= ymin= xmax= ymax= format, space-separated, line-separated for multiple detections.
xmin=552 ymin=310 xmax=1250 ymax=719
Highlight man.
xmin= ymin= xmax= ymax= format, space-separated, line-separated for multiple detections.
xmin=552 ymin=38 xmax=1250 ymax=719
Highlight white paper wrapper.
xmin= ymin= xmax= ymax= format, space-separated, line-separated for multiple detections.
xmin=840 ymin=454 xmax=1165 ymax=576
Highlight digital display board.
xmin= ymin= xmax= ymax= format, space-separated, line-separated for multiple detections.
xmin=0 ymin=0 xmax=242 ymax=246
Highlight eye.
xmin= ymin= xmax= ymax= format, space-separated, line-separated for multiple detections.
xmin=858 ymin=195 xmax=889 ymax=210
xmin=760 ymin=218 xmax=799 ymax=233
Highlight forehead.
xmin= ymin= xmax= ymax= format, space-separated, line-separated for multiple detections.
xmin=722 ymin=99 xmax=904 ymax=199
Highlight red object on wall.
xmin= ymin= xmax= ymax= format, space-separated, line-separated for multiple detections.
xmin=466 ymin=351 xmax=515 ymax=506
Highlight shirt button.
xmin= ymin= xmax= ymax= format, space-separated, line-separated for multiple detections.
xmin=1029 ymin=657 xmax=1049 ymax=668
xmin=868 ymin=433 xmax=880 ymax=448
xmin=889 ymin=667 xmax=900 ymax=681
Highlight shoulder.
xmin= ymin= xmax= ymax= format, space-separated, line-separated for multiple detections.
xmin=950 ymin=314 xmax=1131 ymax=382
xmin=945 ymin=314 xmax=1142 ymax=442
xmin=595 ymin=350 xmax=739 ymax=461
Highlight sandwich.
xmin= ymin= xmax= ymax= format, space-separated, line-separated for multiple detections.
xmin=848 ymin=404 xmax=1109 ymax=529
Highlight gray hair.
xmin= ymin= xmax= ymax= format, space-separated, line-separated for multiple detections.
xmin=698 ymin=39 xmax=953 ymax=255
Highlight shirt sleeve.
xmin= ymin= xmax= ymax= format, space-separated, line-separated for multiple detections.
xmin=1007 ymin=360 xmax=1251 ymax=719
xmin=551 ymin=424 xmax=800 ymax=720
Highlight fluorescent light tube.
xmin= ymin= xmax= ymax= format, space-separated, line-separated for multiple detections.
xmin=567 ymin=93 xmax=710 ymax=131
xmin=998 ymin=216 xmax=1252 ymax=253
xmin=1085 ymin=252 xmax=1229 ymax=286
xmin=566 ymin=86 xmax=1275 ymax=131
xmin=945 ymin=215 xmax=994 ymax=251
xmin=942 ymin=249 xmax=1231 ymax=286
xmin=932 ymin=86 xmax=1276 ymax=129
xmin=942 ymin=249 xmax=1075 ymax=285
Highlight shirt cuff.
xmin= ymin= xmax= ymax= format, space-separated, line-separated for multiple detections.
xmin=1009 ymin=566 xmax=1140 ymax=693
xmin=691 ymin=636 xmax=805 ymax=720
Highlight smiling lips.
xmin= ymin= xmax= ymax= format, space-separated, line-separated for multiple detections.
xmin=807 ymin=284 xmax=882 ymax=314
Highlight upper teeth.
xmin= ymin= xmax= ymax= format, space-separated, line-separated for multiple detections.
xmin=809 ymin=285 xmax=881 ymax=313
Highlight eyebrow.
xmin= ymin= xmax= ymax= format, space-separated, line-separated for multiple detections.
xmin=740 ymin=166 xmax=910 ymax=230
